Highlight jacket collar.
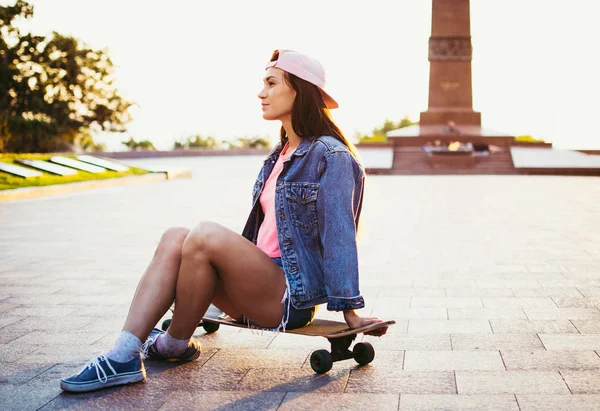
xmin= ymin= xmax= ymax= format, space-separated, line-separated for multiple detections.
xmin=265 ymin=137 xmax=315 ymax=163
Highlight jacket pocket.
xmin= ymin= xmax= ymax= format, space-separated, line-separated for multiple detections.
xmin=285 ymin=182 xmax=319 ymax=230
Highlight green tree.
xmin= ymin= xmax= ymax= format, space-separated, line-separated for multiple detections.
xmin=173 ymin=134 xmax=220 ymax=149
xmin=226 ymin=135 xmax=271 ymax=149
xmin=357 ymin=116 xmax=417 ymax=143
xmin=0 ymin=1 xmax=133 ymax=153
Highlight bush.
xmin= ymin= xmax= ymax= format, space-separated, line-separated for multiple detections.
xmin=122 ymin=137 xmax=156 ymax=151
xmin=225 ymin=136 xmax=271 ymax=149
xmin=357 ymin=116 xmax=417 ymax=144
xmin=173 ymin=135 xmax=219 ymax=149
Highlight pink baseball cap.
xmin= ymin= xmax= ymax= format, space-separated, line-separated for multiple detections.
xmin=266 ymin=49 xmax=339 ymax=109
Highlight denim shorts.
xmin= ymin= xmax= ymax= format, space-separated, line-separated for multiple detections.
xmin=242 ymin=257 xmax=315 ymax=332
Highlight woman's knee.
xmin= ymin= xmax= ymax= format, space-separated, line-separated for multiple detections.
xmin=181 ymin=221 xmax=224 ymax=259
xmin=155 ymin=227 xmax=190 ymax=260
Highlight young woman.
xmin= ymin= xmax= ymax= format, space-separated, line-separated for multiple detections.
xmin=61 ymin=49 xmax=387 ymax=393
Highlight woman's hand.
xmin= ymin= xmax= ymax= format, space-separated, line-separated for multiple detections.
xmin=343 ymin=310 xmax=388 ymax=337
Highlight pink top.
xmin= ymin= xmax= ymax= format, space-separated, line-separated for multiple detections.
xmin=256 ymin=142 xmax=293 ymax=257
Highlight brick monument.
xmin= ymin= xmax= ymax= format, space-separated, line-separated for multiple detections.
xmin=383 ymin=0 xmax=516 ymax=174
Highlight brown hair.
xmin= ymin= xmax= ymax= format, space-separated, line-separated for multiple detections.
xmin=270 ymin=50 xmax=361 ymax=163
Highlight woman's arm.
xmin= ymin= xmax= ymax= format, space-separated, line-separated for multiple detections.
xmin=317 ymin=150 xmax=365 ymax=311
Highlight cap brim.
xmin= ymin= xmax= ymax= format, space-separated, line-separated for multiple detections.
xmin=319 ymin=88 xmax=338 ymax=109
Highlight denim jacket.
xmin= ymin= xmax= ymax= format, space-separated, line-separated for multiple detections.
xmin=241 ymin=135 xmax=366 ymax=311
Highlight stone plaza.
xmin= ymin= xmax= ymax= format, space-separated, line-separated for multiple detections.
xmin=1 ymin=155 xmax=600 ymax=410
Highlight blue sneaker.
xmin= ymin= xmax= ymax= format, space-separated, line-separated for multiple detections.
xmin=141 ymin=328 xmax=201 ymax=362
xmin=60 ymin=354 xmax=146 ymax=393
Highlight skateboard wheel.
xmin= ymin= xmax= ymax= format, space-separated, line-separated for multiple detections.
xmin=353 ymin=342 xmax=375 ymax=365
xmin=202 ymin=322 xmax=220 ymax=334
xmin=161 ymin=319 xmax=171 ymax=332
xmin=310 ymin=349 xmax=333 ymax=374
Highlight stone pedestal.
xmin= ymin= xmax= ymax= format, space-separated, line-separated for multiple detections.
xmin=382 ymin=0 xmax=515 ymax=175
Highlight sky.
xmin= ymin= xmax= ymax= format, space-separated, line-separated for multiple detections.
xmin=9 ymin=0 xmax=600 ymax=151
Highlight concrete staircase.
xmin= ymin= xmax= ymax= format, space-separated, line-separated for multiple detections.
xmin=367 ymin=148 xmax=520 ymax=175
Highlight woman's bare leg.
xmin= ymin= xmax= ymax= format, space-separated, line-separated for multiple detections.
xmin=122 ymin=227 xmax=190 ymax=341
xmin=167 ymin=221 xmax=287 ymax=340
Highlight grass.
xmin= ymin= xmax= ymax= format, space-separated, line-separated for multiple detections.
xmin=0 ymin=153 xmax=149 ymax=191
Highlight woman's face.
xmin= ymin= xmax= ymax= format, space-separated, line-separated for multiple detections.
xmin=258 ymin=67 xmax=296 ymax=122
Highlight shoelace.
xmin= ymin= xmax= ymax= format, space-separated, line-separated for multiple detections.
xmin=78 ymin=355 xmax=117 ymax=384
xmin=139 ymin=334 xmax=160 ymax=359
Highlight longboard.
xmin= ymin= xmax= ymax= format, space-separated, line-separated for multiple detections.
xmin=162 ymin=305 xmax=395 ymax=374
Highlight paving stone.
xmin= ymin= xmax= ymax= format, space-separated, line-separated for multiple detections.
xmin=16 ymin=343 xmax=104 ymax=365
xmin=238 ymin=367 xmax=350 ymax=392
xmin=346 ymin=368 xmax=456 ymax=394
xmin=456 ymin=371 xmax=570 ymax=394
xmin=414 ymin=280 xmax=477 ymax=288
xmin=302 ymin=349 xmax=404 ymax=371
xmin=1 ymin=305 xmax=78 ymax=317
xmin=482 ymin=298 xmax=557 ymax=308
xmin=0 ymin=327 xmax=32 ymax=344
xmin=553 ymin=297 xmax=600 ymax=308
xmin=477 ymin=280 xmax=541 ymax=288
xmin=502 ymin=351 xmax=600 ymax=370
xmin=513 ymin=288 xmax=584 ymax=298
xmin=0 ymin=315 xmax=25 ymax=329
xmin=197 ymin=329 xmax=279 ymax=350
xmin=0 ymin=362 xmax=55 ymax=384
xmin=65 ymin=304 xmax=129 ymax=318
xmin=404 ymin=351 xmax=504 ymax=370
xmin=368 ymin=297 xmax=412 ymax=310
xmin=0 ymin=381 xmax=61 ymax=411
xmin=10 ymin=330 xmax=113 ymax=346
xmin=400 ymin=394 xmax=519 ymax=410
xmin=0 ymin=302 xmax=18 ymax=313
xmin=524 ymin=308 xmax=600 ymax=320
xmin=160 ymin=391 xmax=286 ymax=411
xmin=362 ymin=334 xmax=452 ymax=351
xmin=451 ymin=334 xmax=545 ymax=351
xmin=2 ymin=315 xmax=96 ymax=331
xmin=203 ymin=348 xmax=310 ymax=369
xmin=490 ymin=319 xmax=578 ymax=334
xmin=41 ymin=379 xmax=172 ymax=410
xmin=516 ymin=394 xmax=600 ymax=411
xmin=0 ymin=286 xmax=63 ymax=295
xmin=78 ymin=316 xmax=129 ymax=333
xmin=3 ymin=295 xmax=70 ymax=305
xmin=377 ymin=288 xmax=445 ymax=297
xmin=146 ymin=360 xmax=245 ymax=391
xmin=572 ymin=320 xmax=600 ymax=333
xmin=0 ymin=342 xmax=41 ymax=362
xmin=410 ymin=297 xmax=483 ymax=308
xmin=578 ymin=287 xmax=600 ymax=297
xmin=448 ymin=308 xmax=527 ymax=320
xmin=371 ymin=307 xmax=447 ymax=320
xmin=408 ymin=320 xmax=492 ymax=334
xmin=280 ymin=392 xmax=399 ymax=410
xmin=3 ymin=165 xmax=600 ymax=409
xmin=445 ymin=288 xmax=514 ymax=297
xmin=539 ymin=334 xmax=600 ymax=350
xmin=540 ymin=280 xmax=595 ymax=288
xmin=560 ymin=370 xmax=600 ymax=393
xmin=251 ymin=332 xmax=329 ymax=351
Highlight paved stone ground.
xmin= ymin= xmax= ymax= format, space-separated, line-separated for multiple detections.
xmin=1 ymin=156 xmax=600 ymax=410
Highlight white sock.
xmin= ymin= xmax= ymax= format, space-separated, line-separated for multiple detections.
xmin=156 ymin=330 xmax=190 ymax=356
xmin=105 ymin=331 xmax=142 ymax=363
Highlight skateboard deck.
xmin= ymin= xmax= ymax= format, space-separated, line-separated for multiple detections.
xmin=162 ymin=304 xmax=394 ymax=374
xmin=200 ymin=305 xmax=395 ymax=338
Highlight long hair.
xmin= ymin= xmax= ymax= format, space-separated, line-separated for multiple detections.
xmin=270 ymin=51 xmax=361 ymax=163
